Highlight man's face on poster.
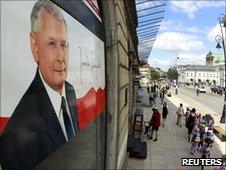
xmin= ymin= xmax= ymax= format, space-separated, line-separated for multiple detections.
xmin=31 ymin=11 xmax=69 ymax=93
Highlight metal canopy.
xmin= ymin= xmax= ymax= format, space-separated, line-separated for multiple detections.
xmin=136 ymin=0 xmax=167 ymax=62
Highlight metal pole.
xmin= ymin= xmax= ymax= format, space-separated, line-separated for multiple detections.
xmin=219 ymin=15 xmax=226 ymax=123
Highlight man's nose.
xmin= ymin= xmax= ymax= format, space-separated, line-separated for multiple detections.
xmin=57 ymin=44 xmax=63 ymax=62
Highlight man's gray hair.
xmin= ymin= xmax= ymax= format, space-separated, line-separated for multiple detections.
xmin=30 ymin=0 xmax=66 ymax=32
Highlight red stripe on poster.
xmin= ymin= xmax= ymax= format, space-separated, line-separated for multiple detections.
xmin=0 ymin=87 xmax=106 ymax=133
xmin=86 ymin=0 xmax=100 ymax=17
xmin=77 ymin=87 xmax=106 ymax=130
xmin=0 ymin=117 xmax=10 ymax=134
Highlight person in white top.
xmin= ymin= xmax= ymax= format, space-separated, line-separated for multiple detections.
xmin=176 ymin=103 xmax=184 ymax=127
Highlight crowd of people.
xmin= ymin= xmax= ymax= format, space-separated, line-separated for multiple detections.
xmin=185 ymin=109 xmax=215 ymax=158
xmin=143 ymin=82 xmax=216 ymax=159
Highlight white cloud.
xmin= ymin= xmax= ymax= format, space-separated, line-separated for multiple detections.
xmin=171 ymin=1 xmax=198 ymax=18
xmin=176 ymin=53 xmax=206 ymax=65
xmin=148 ymin=58 xmax=173 ymax=71
xmin=187 ymin=26 xmax=201 ymax=33
xmin=160 ymin=20 xmax=206 ymax=34
xmin=170 ymin=1 xmax=225 ymax=18
xmin=149 ymin=53 xmax=206 ymax=71
xmin=196 ymin=1 xmax=225 ymax=8
xmin=160 ymin=20 xmax=183 ymax=31
xmin=153 ymin=32 xmax=204 ymax=52
xmin=207 ymin=23 xmax=225 ymax=42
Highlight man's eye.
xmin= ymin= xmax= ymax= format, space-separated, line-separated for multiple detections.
xmin=49 ymin=42 xmax=55 ymax=47
xmin=61 ymin=43 xmax=68 ymax=49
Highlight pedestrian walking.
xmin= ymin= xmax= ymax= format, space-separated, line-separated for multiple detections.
xmin=162 ymin=102 xmax=168 ymax=127
xmin=147 ymin=83 xmax=150 ymax=93
xmin=196 ymin=88 xmax=200 ymax=96
xmin=190 ymin=127 xmax=201 ymax=155
xmin=186 ymin=108 xmax=197 ymax=142
xmin=175 ymin=85 xmax=178 ymax=94
xmin=148 ymin=107 xmax=161 ymax=141
xmin=149 ymin=92 xmax=155 ymax=106
xmin=184 ymin=107 xmax=191 ymax=125
xmin=176 ymin=103 xmax=184 ymax=127
xmin=159 ymin=90 xmax=165 ymax=105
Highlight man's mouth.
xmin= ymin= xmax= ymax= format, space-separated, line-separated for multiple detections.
xmin=55 ymin=69 xmax=65 ymax=73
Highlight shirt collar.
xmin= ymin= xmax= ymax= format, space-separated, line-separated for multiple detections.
xmin=39 ymin=70 xmax=65 ymax=117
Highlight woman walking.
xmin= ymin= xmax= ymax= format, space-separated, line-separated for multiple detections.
xmin=148 ymin=107 xmax=161 ymax=141
xmin=162 ymin=102 xmax=168 ymax=127
xmin=186 ymin=108 xmax=197 ymax=142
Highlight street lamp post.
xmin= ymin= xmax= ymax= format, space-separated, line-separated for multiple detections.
xmin=215 ymin=13 xmax=226 ymax=123
xmin=176 ymin=56 xmax=179 ymax=84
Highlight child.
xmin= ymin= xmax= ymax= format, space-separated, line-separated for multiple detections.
xmin=190 ymin=127 xmax=201 ymax=155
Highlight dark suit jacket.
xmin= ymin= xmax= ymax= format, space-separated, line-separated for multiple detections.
xmin=0 ymin=70 xmax=79 ymax=170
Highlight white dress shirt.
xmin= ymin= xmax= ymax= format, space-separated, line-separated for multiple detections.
xmin=39 ymin=70 xmax=75 ymax=141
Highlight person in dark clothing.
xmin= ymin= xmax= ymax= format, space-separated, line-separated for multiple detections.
xmin=148 ymin=107 xmax=161 ymax=141
xmin=147 ymin=83 xmax=150 ymax=93
xmin=186 ymin=108 xmax=197 ymax=142
xmin=162 ymin=102 xmax=168 ymax=127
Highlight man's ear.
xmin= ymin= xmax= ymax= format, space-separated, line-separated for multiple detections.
xmin=30 ymin=32 xmax=39 ymax=63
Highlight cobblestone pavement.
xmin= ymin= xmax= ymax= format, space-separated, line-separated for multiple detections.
xmin=126 ymin=87 xmax=223 ymax=170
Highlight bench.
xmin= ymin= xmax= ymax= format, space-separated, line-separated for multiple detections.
xmin=213 ymin=126 xmax=226 ymax=142
xmin=127 ymin=134 xmax=147 ymax=159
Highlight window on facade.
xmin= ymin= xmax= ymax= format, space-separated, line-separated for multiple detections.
xmin=124 ymin=88 xmax=128 ymax=106
xmin=203 ymin=73 xmax=205 ymax=77
xmin=207 ymin=73 xmax=209 ymax=77
xmin=213 ymin=74 xmax=215 ymax=77
xmin=191 ymin=73 xmax=193 ymax=76
xmin=210 ymin=74 xmax=212 ymax=77
xmin=199 ymin=73 xmax=201 ymax=77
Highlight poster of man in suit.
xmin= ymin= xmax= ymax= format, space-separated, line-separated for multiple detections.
xmin=0 ymin=0 xmax=105 ymax=169
xmin=0 ymin=1 xmax=79 ymax=169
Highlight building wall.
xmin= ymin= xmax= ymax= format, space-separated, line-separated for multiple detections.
xmin=102 ymin=0 xmax=138 ymax=169
xmin=139 ymin=67 xmax=150 ymax=85
xmin=179 ymin=68 xmax=221 ymax=85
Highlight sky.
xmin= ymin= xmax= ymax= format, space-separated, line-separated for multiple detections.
xmin=137 ymin=0 xmax=225 ymax=71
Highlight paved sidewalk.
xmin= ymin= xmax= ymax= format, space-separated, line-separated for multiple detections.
xmin=126 ymin=87 xmax=223 ymax=170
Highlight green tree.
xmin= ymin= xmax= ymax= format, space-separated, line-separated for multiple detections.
xmin=167 ymin=67 xmax=179 ymax=80
xmin=149 ymin=67 xmax=160 ymax=80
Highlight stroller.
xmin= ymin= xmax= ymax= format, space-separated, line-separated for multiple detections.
xmin=143 ymin=121 xmax=152 ymax=137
